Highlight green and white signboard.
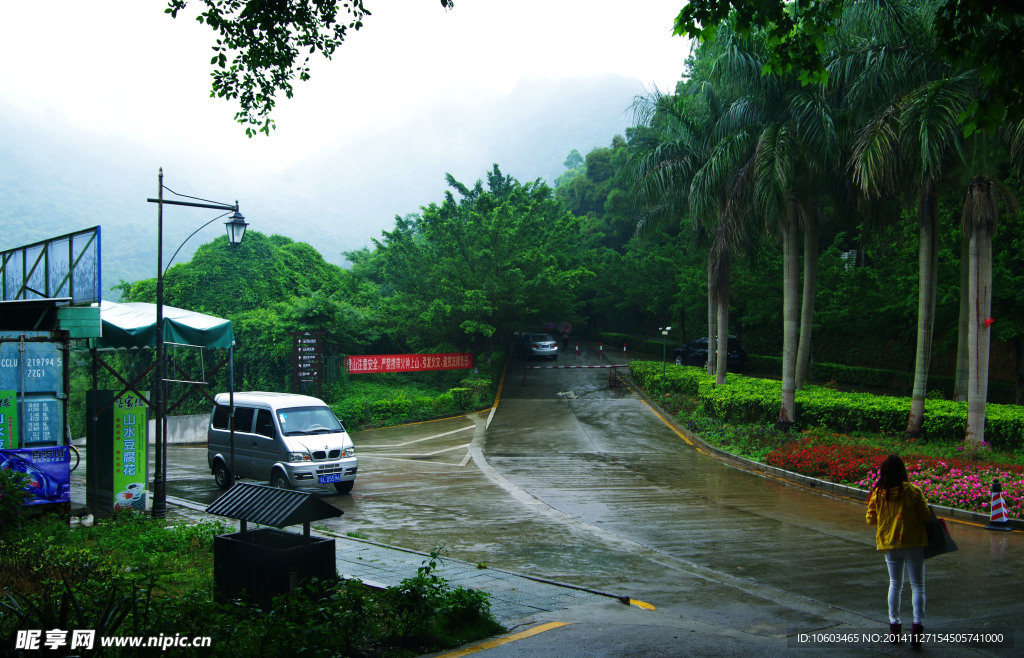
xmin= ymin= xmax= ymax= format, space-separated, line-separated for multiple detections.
xmin=112 ymin=392 xmax=147 ymax=511
xmin=0 ymin=390 xmax=16 ymax=448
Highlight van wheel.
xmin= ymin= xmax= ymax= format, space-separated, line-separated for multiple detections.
xmin=333 ymin=481 xmax=354 ymax=495
xmin=271 ymin=472 xmax=292 ymax=489
xmin=213 ymin=462 xmax=233 ymax=490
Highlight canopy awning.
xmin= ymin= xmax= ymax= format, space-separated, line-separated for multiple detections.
xmin=90 ymin=300 xmax=234 ymax=350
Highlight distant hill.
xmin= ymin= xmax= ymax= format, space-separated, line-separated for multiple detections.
xmin=0 ymin=74 xmax=644 ymax=296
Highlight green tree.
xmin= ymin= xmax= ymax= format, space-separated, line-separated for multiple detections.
xmin=165 ymin=0 xmax=454 ymax=135
xmin=961 ymin=177 xmax=1018 ymax=442
xmin=841 ymin=0 xmax=971 ymax=436
xmin=673 ymin=0 xmax=1024 ymax=134
xmin=119 ymin=231 xmax=369 ymax=394
xmin=695 ymin=19 xmax=837 ymax=417
xmin=365 ymin=166 xmax=592 ymax=353
xmin=626 ymin=80 xmax=753 ymax=385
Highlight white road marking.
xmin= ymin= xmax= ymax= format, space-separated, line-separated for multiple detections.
xmin=364 ymin=442 xmax=472 ymax=458
xmin=358 ymin=425 xmax=473 ymax=448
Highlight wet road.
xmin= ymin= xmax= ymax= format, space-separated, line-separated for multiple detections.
xmin=154 ymin=343 xmax=1021 ymax=650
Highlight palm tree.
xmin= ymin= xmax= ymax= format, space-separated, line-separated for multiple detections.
xmin=842 ymin=0 xmax=976 ymax=437
xmin=628 ymin=83 xmax=749 ymax=384
xmin=701 ymin=24 xmax=838 ymax=426
xmin=962 ymin=176 xmax=1017 ymax=442
xmin=843 ymin=0 xmax=1024 ymax=443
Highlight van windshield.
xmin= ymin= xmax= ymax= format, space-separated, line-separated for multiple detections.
xmin=277 ymin=406 xmax=345 ymax=435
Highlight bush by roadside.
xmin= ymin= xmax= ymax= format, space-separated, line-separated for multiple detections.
xmin=329 ymin=376 xmax=494 ymax=429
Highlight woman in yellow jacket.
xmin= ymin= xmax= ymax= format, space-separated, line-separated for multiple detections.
xmin=866 ymin=454 xmax=931 ymax=649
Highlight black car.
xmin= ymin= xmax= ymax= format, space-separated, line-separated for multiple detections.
xmin=673 ymin=336 xmax=748 ymax=371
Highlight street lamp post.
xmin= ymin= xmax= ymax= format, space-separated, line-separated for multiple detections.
xmin=660 ymin=326 xmax=672 ymax=377
xmin=147 ymin=168 xmax=248 ymax=519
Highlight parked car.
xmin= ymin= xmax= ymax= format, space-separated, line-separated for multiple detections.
xmin=515 ymin=333 xmax=559 ymax=359
xmin=207 ymin=392 xmax=357 ymax=494
xmin=673 ymin=336 xmax=748 ymax=371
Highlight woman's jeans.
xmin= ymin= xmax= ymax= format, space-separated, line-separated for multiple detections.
xmin=885 ymin=547 xmax=925 ymax=624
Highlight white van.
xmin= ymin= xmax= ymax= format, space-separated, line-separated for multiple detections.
xmin=207 ymin=392 xmax=357 ymax=494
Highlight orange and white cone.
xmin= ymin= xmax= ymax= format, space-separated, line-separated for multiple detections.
xmin=985 ymin=479 xmax=1013 ymax=531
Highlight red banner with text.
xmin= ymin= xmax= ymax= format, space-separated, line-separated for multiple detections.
xmin=346 ymin=353 xmax=473 ymax=374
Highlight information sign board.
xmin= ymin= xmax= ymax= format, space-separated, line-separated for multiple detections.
xmin=0 ymin=390 xmax=16 ymax=448
xmin=112 ymin=392 xmax=148 ymax=511
xmin=0 ymin=333 xmax=65 ymax=448
xmin=291 ymin=331 xmax=325 ymax=396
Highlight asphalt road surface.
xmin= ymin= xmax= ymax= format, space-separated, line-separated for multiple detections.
xmin=141 ymin=342 xmax=1020 ymax=655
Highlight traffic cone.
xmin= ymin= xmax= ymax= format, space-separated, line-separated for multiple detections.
xmin=985 ymin=479 xmax=1013 ymax=531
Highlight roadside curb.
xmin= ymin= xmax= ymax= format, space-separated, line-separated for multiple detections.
xmin=618 ymin=368 xmax=1024 ymax=531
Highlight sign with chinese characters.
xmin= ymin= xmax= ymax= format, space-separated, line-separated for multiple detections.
xmin=347 ymin=353 xmax=473 ymax=374
xmin=291 ymin=331 xmax=325 ymax=396
xmin=0 ymin=334 xmax=66 ymax=448
xmin=112 ymin=392 xmax=147 ymax=511
xmin=0 ymin=446 xmax=71 ymax=505
xmin=0 ymin=390 xmax=16 ymax=448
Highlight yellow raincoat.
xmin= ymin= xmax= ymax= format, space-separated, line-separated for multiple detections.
xmin=866 ymin=482 xmax=931 ymax=550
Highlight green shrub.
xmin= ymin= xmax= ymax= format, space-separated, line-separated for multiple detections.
xmin=433 ymin=392 xmax=457 ymax=417
xmin=0 ymin=470 xmax=33 ymax=537
xmin=450 ymin=388 xmax=473 ymax=410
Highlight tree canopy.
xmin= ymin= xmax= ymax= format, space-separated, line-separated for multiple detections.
xmin=165 ymin=0 xmax=454 ymax=136
xmin=356 ymin=165 xmax=593 ymax=352
xmin=673 ymin=0 xmax=1024 ymax=134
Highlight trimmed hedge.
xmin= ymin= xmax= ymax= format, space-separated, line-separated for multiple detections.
xmin=331 ymin=379 xmax=493 ymax=429
xmin=630 ymin=347 xmax=1018 ymax=404
xmin=629 ymin=360 xmax=1024 ymax=451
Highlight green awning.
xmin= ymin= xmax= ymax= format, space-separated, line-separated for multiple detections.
xmin=91 ymin=300 xmax=234 ymax=350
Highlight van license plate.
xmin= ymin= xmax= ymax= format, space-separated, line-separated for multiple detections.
xmin=319 ymin=474 xmax=342 ymax=484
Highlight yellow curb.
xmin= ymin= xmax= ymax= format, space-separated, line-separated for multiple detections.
xmin=630 ymin=599 xmax=656 ymax=610
xmin=434 ymin=622 xmax=571 ymax=657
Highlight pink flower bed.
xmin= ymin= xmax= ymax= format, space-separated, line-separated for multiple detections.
xmin=765 ymin=437 xmax=1023 ymax=519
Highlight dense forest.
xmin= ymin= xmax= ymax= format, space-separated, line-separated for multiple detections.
xmin=110 ymin=0 xmax=1024 ymax=447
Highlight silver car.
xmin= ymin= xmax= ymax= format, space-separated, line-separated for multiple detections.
xmin=520 ymin=333 xmax=559 ymax=359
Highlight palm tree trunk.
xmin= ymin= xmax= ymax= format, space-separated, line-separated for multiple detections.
xmin=965 ymin=177 xmax=995 ymax=444
xmin=716 ymin=251 xmax=730 ymax=385
xmin=707 ymin=251 xmax=718 ymax=375
xmin=795 ymin=205 xmax=820 ymax=389
xmin=777 ymin=201 xmax=800 ymax=429
xmin=906 ymin=182 xmax=939 ymax=436
xmin=953 ymin=231 xmax=970 ymax=401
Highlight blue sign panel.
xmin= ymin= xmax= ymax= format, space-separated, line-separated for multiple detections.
xmin=0 ymin=446 xmax=71 ymax=505
xmin=0 ymin=333 xmax=65 ymax=448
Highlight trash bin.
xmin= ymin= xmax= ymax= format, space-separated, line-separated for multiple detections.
xmin=213 ymin=528 xmax=336 ymax=609
xmin=206 ymin=482 xmax=343 ymax=610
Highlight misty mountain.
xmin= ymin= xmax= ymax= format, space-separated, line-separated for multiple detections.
xmin=1 ymin=74 xmax=644 ymax=296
